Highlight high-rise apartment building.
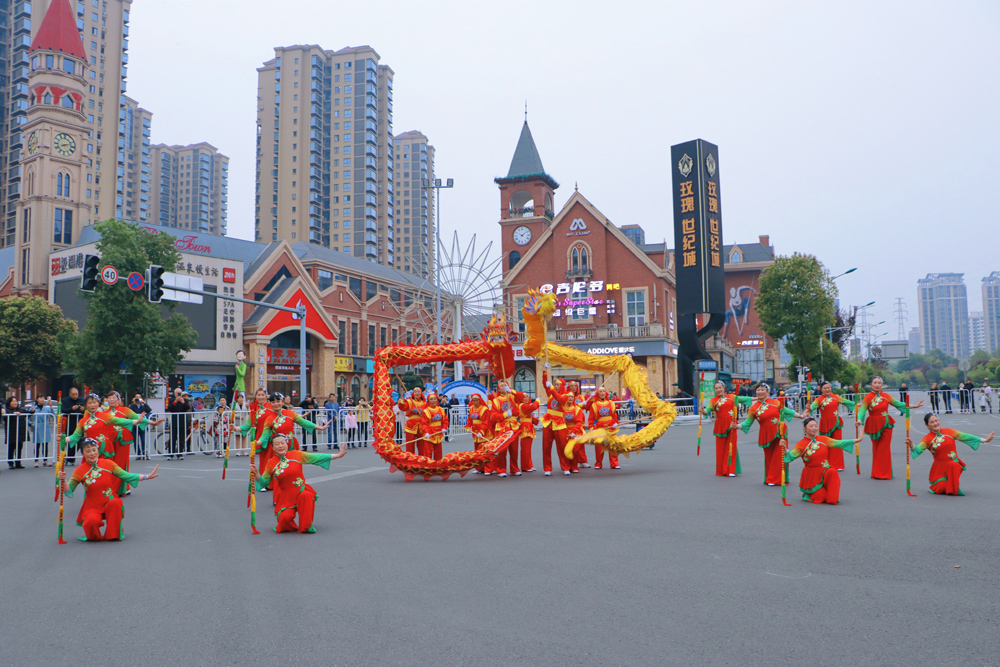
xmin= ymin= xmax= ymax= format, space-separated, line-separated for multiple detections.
xmin=255 ymin=45 xmax=395 ymax=265
xmin=619 ymin=224 xmax=646 ymax=246
xmin=917 ymin=273 xmax=970 ymax=359
xmin=121 ymin=95 xmax=151 ymax=222
xmin=1 ymin=0 xmax=133 ymax=248
xmin=908 ymin=327 xmax=921 ymax=355
xmin=969 ymin=311 xmax=985 ymax=353
xmin=149 ymin=142 xmax=228 ymax=235
xmin=982 ymin=271 xmax=1000 ymax=355
xmin=393 ymin=130 xmax=434 ymax=278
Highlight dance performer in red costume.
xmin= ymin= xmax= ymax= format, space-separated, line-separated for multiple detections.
xmin=702 ymin=381 xmax=751 ymax=477
xmin=256 ymin=392 xmax=329 ymax=455
xmin=906 ymin=413 xmax=994 ymax=496
xmin=105 ymin=390 xmax=160 ymax=495
xmin=740 ymin=382 xmax=800 ymax=485
xmin=857 ymin=376 xmax=921 ymax=480
xmin=420 ymin=393 xmax=449 ymax=461
xmin=563 ymin=396 xmax=586 ymax=473
xmin=586 ymin=387 xmax=621 ymax=469
xmin=490 ymin=382 xmax=521 ymax=477
xmin=397 ymin=387 xmax=427 ymax=456
xmin=515 ymin=391 xmax=540 ymax=473
xmin=251 ymin=434 xmax=347 ymax=533
xmin=784 ymin=418 xmax=863 ymax=504
xmin=540 ymin=363 xmax=570 ymax=477
xmin=809 ymin=381 xmax=855 ymax=471
xmin=65 ymin=394 xmax=144 ymax=461
xmin=58 ymin=438 xmax=160 ymax=541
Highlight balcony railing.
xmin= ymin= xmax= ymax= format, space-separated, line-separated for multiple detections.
xmin=513 ymin=323 xmax=666 ymax=345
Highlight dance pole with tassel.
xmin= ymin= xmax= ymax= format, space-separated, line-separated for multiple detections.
xmin=905 ymin=394 xmax=916 ymax=497
xmin=854 ymin=382 xmax=861 ymax=475
xmin=248 ymin=439 xmax=260 ymax=534
xmin=55 ymin=392 xmax=68 ymax=544
xmin=780 ymin=425 xmax=791 ymax=506
xmin=728 ymin=392 xmax=737 ymax=476
xmin=696 ymin=372 xmax=705 ymax=456
xmin=806 ymin=372 xmax=812 ymax=416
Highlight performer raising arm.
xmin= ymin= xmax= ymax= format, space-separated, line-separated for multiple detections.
xmin=420 ymin=393 xmax=449 ymax=461
xmin=256 ymin=392 xmax=329 ymax=455
xmin=397 ymin=387 xmax=427 ymax=457
xmin=251 ymin=434 xmax=347 ymax=533
xmin=784 ymin=418 xmax=863 ymax=505
xmin=540 ymin=363 xmax=570 ymax=477
xmin=702 ymin=381 xmax=752 ymax=477
xmin=857 ymin=376 xmax=921 ymax=480
xmin=740 ymin=382 xmax=801 ymax=486
xmin=905 ymin=413 xmax=994 ymax=496
xmin=809 ymin=381 xmax=855 ymax=471
xmin=58 ymin=438 xmax=160 ymax=541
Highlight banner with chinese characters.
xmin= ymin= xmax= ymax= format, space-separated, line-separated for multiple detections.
xmin=671 ymin=139 xmax=724 ymax=316
xmin=538 ymin=280 xmax=620 ymax=318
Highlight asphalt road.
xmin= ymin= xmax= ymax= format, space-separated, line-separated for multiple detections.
xmin=2 ymin=403 xmax=999 ymax=667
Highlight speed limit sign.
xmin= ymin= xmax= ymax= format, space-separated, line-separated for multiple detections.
xmin=101 ymin=265 xmax=119 ymax=285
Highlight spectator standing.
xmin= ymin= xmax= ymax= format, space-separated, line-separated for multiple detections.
xmin=129 ymin=394 xmax=153 ymax=460
xmin=4 ymin=396 xmax=29 ymax=469
xmin=929 ymin=382 xmax=940 ymax=412
xmin=166 ymin=387 xmax=192 ymax=460
xmin=899 ymin=382 xmax=909 ymax=405
xmin=940 ymin=381 xmax=953 ymax=414
xmin=982 ymin=382 xmax=993 ymax=413
xmin=345 ymin=409 xmax=358 ymax=448
xmin=61 ymin=387 xmax=86 ymax=464
xmin=33 ymin=396 xmax=55 ymax=467
xmin=965 ymin=380 xmax=977 ymax=414
xmin=324 ymin=393 xmax=340 ymax=450
xmin=299 ymin=395 xmax=319 ymax=451
xmin=356 ymin=398 xmax=371 ymax=446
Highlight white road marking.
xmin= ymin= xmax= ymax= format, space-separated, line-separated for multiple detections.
xmin=308 ymin=466 xmax=384 ymax=484
xmin=766 ymin=571 xmax=812 ymax=579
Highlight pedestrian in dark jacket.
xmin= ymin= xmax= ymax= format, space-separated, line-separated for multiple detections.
xmin=166 ymin=387 xmax=193 ymax=459
xmin=61 ymin=387 xmax=86 ymax=464
xmin=4 ymin=396 xmax=29 ymax=469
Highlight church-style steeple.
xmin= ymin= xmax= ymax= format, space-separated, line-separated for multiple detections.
xmin=30 ymin=0 xmax=87 ymax=59
xmin=14 ymin=0 xmax=90 ymax=294
xmin=496 ymin=119 xmax=560 ymax=274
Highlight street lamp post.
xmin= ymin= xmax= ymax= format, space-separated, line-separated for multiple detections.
xmin=422 ymin=177 xmax=454 ymax=387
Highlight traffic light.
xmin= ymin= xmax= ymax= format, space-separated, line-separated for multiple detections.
xmin=147 ymin=265 xmax=165 ymax=303
xmin=81 ymin=254 xmax=100 ymax=292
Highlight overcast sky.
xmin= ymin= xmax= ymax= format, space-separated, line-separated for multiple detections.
xmin=126 ymin=0 xmax=1000 ymax=339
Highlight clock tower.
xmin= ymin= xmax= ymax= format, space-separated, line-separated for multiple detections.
xmin=495 ymin=120 xmax=559 ymax=277
xmin=14 ymin=0 xmax=91 ymax=295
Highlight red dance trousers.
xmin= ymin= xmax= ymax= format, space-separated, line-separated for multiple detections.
xmin=276 ymin=490 xmax=316 ymax=533
xmin=113 ymin=441 xmax=131 ymax=493
xmin=715 ymin=434 xmax=737 ymax=476
xmin=806 ymin=468 xmax=842 ymax=504
xmin=81 ymin=498 xmax=123 ymax=541
xmin=870 ymin=432 xmax=893 ymax=480
xmin=929 ymin=460 xmax=964 ymax=495
xmin=542 ymin=426 xmax=568 ymax=473
xmin=493 ymin=437 xmax=520 ymax=475
xmin=762 ymin=439 xmax=783 ymax=485
xmin=594 ymin=444 xmax=619 ymax=468
xmin=827 ymin=428 xmax=845 ymax=469
xmin=520 ymin=436 xmax=534 ymax=471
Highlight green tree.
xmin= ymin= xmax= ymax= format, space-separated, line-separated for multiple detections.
xmin=68 ymin=220 xmax=197 ymax=395
xmin=755 ymin=253 xmax=836 ymax=380
xmin=0 ymin=296 xmax=77 ymax=391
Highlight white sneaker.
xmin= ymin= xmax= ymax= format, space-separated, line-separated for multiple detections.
xmin=544 ymin=471 xmax=551 ymax=476
xmin=613 ymin=466 xmax=621 ymax=469
xmin=484 ymin=472 xmax=491 ymax=476
xmin=564 ymin=471 xmax=571 ymax=476
xmin=767 ymin=483 xmax=776 ymax=486
xmin=527 ymin=467 xmax=536 ymax=472
xmin=471 ymin=469 xmax=480 ymax=474
xmin=594 ymin=465 xmax=603 ymax=469
xmin=498 ymin=473 xmax=507 ymax=478
xmin=728 ymin=473 xmax=736 ymax=477
xmin=514 ymin=472 xmax=521 ymax=476
xmin=579 ymin=463 xmax=591 ymax=468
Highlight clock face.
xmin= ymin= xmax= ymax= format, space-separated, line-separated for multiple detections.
xmin=512 ymin=225 xmax=532 ymax=246
xmin=27 ymin=132 xmax=39 ymax=155
xmin=54 ymin=133 xmax=76 ymax=156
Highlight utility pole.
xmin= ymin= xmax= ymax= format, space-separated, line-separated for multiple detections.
xmin=894 ymin=297 xmax=908 ymax=340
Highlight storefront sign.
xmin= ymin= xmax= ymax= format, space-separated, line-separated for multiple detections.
xmin=141 ymin=226 xmax=213 ymax=254
xmin=334 ymin=356 xmax=353 ymax=372
xmin=587 ymin=345 xmax=636 ymax=355
xmin=539 ymin=281 xmax=620 ymax=295
xmin=223 ymin=267 xmax=236 ymax=283
xmin=51 ymin=252 xmax=85 ymax=276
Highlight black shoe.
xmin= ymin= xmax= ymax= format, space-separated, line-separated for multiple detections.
xmin=327 ymin=445 xmax=332 ymax=450
xmin=312 ymin=446 xmax=318 ymax=452
xmin=333 ymin=445 xmax=339 ymax=450
xmin=178 ymin=456 xmax=185 ymax=460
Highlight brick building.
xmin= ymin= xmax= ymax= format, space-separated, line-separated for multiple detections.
xmin=497 ymin=121 xmax=679 ymax=397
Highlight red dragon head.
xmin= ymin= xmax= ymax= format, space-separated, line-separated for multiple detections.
xmin=481 ymin=312 xmax=516 ymax=381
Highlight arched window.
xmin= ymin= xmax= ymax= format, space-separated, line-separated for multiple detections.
xmin=567 ymin=242 xmax=593 ymax=276
xmin=514 ymin=368 xmax=536 ymax=396
xmin=509 ymin=250 xmax=520 ymax=270
xmin=581 ymin=248 xmax=589 ymax=272
xmin=730 ymin=247 xmax=743 ymax=263
xmin=61 ymin=95 xmax=74 ymax=109
xmin=26 ymin=171 xmax=34 ymax=196
xmin=43 ymin=92 xmax=52 ymax=105
xmin=572 ymin=248 xmax=579 ymax=272
xmin=57 ymin=173 xmax=64 ymax=196
xmin=351 ymin=376 xmax=361 ymax=401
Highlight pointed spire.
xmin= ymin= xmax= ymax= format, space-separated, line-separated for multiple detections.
xmin=30 ymin=0 xmax=87 ymax=60
xmin=495 ymin=118 xmax=559 ymax=189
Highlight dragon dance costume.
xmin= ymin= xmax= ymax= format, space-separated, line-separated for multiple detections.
xmin=516 ymin=393 xmax=540 ymax=472
xmin=784 ymin=436 xmax=856 ymax=504
xmin=490 ymin=392 xmax=521 ymax=476
xmin=858 ymin=391 xmax=910 ymax=480
xmin=586 ymin=396 xmax=621 ymax=469
xmin=398 ymin=394 xmax=428 ymax=457
xmin=420 ymin=403 xmax=449 ymax=461
xmin=540 ymin=371 xmax=570 ymax=475
xmin=809 ymin=394 xmax=855 ymax=470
